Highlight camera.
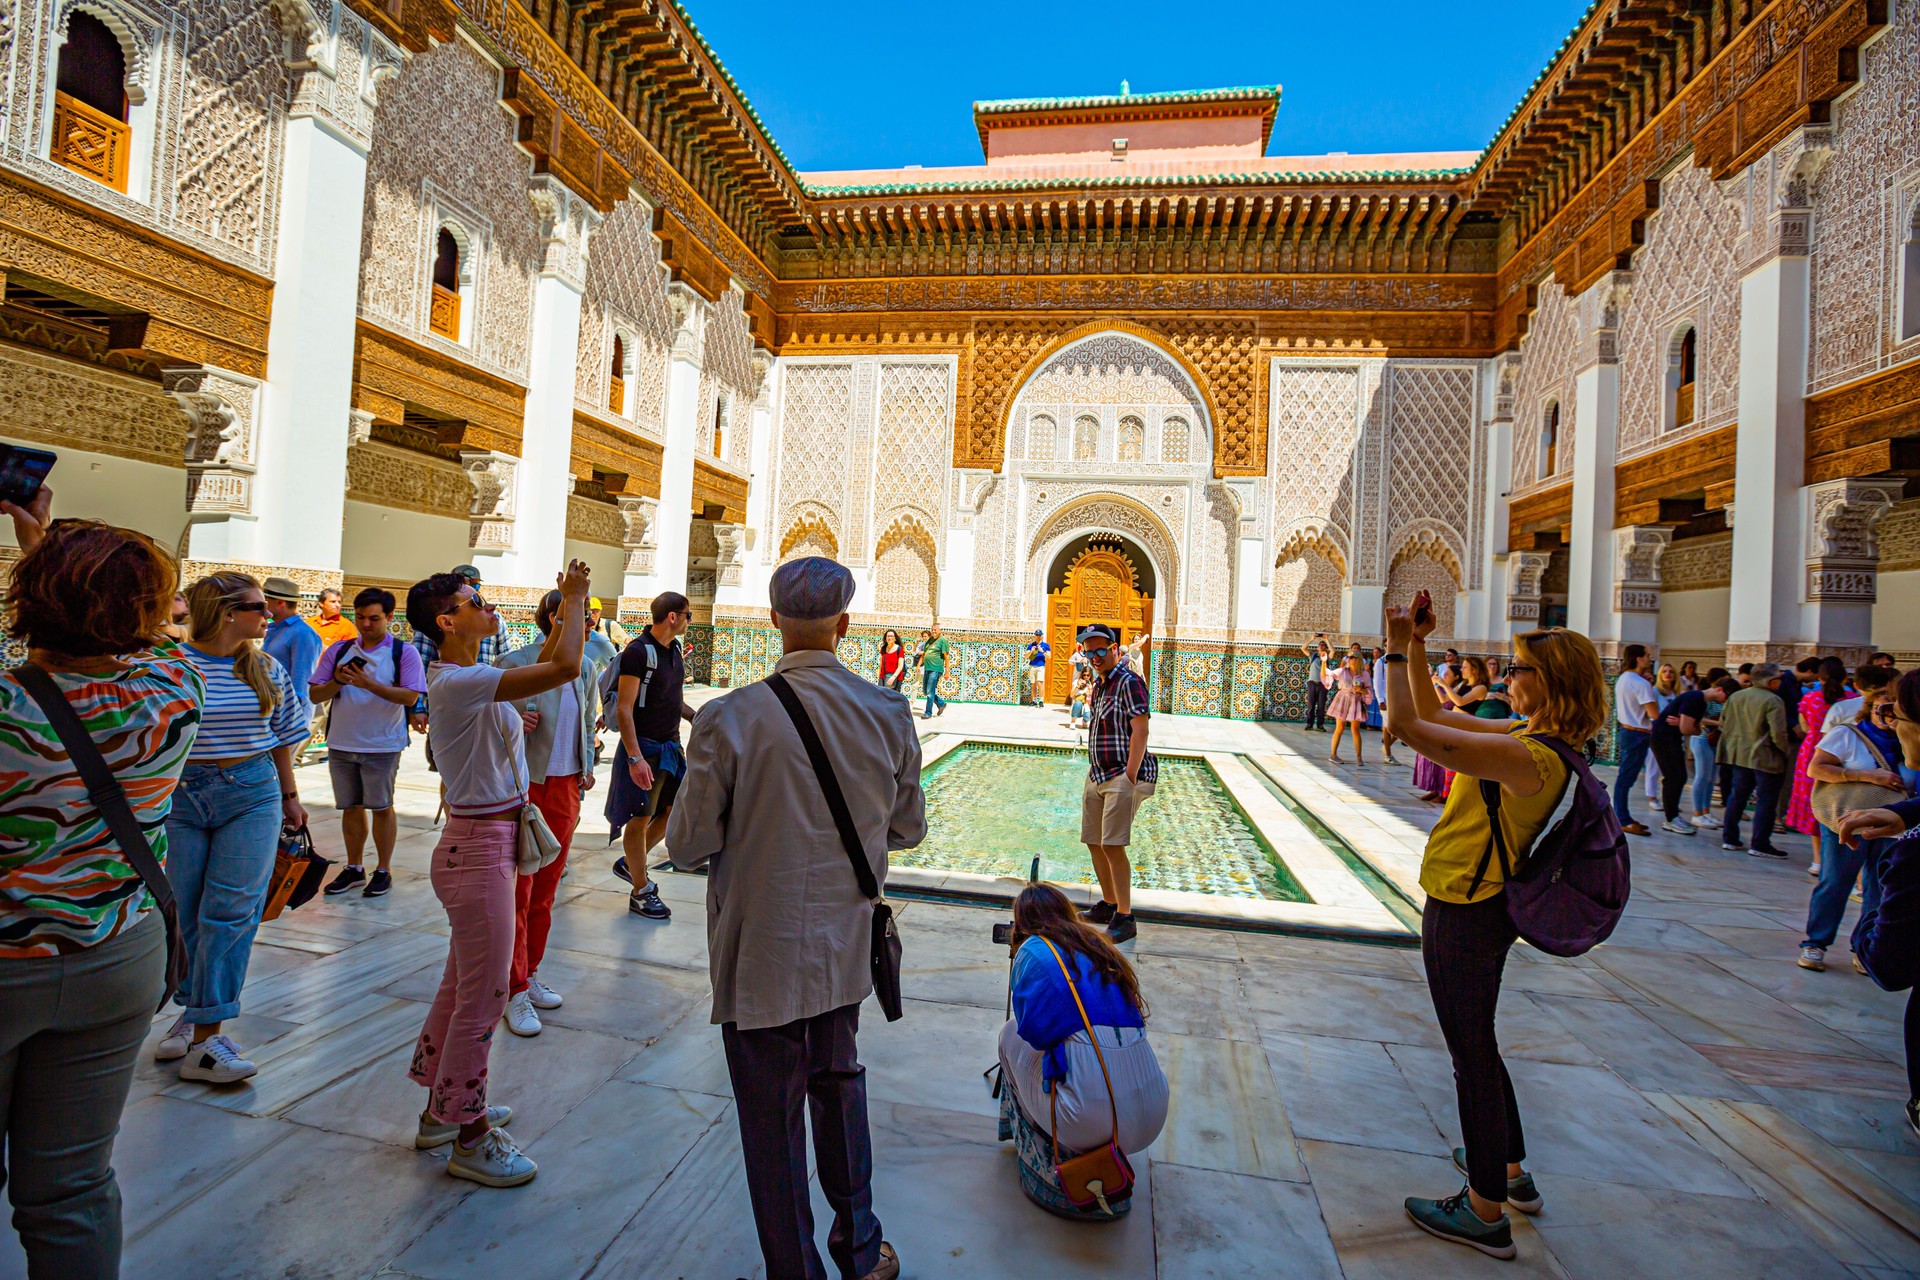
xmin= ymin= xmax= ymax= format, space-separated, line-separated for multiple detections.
xmin=991 ymin=857 xmax=1042 ymax=946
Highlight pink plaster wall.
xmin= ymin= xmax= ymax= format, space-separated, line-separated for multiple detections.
xmin=983 ymin=114 xmax=1266 ymax=166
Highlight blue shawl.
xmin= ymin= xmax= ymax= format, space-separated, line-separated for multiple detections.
xmin=1010 ymin=936 xmax=1145 ymax=1091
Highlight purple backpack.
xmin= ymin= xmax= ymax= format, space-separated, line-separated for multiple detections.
xmin=1471 ymin=735 xmax=1631 ymax=957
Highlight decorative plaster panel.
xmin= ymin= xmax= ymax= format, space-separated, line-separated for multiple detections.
xmin=1509 ymin=280 xmax=1580 ymax=494
xmin=0 ymin=340 xmax=186 ymax=464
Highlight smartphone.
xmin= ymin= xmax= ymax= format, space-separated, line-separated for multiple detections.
xmin=1412 ymin=589 xmax=1434 ymax=628
xmin=341 ymin=655 xmax=369 ymax=673
xmin=0 ymin=444 xmax=55 ymax=508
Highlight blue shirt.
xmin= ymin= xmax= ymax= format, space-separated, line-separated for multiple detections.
xmin=263 ymin=615 xmax=322 ymax=705
xmin=1026 ymin=640 xmax=1050 ymax=667
xmin=1010 ymin=937 xmax=1146 ymax=1090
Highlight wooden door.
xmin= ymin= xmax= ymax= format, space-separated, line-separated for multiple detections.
xmin=1047 ymin=544 xmax=1152 ymax=703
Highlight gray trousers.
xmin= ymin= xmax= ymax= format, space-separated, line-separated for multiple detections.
xmin=1 ymin=912 xmax=165 ymax=1279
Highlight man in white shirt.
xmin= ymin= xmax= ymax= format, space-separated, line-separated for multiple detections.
xmin=1611 ymin=643 xmax=1660 ymax=835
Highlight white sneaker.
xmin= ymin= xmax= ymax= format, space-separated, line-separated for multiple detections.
xmin=504 ymin=991 xmax=542 ymax=1037
xmin=1662 ymin=818 xmax=1696 ymax=836
xmin=155 ymin=1013 xmax=192 ymax=1062
xmin=176 ymin=1034 xmax=257 ymax=1084
xmin=526 ymin=977 xmax=563 ymax=1010
xmin=1797 ymin=945 xmax=1827 ymax=972
xmin=446 ymin=1126 xmax=538 ymax=1187
xmin=415 ymin=1104 xmax=513 ymax=1150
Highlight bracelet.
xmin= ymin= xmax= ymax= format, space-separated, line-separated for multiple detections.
xmin=1381 ymin=654 xmax=1410 ymax=664
xmin=283 ymin=790 xmax=298 ymax=800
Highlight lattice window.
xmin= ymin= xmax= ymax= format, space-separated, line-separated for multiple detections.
xmin=1667 ymin=326 xmax=1698 ymax=431
xmin=1539 ymin=401 xmax=1559 ymax=480
xmin=1118 ymin=415 xmax=1145 ymax=462
xmin=1073 ymin=414 xmax=1099 ymax=461
xmin=1162 ymin=415 xmax=1190 ymax=463
xmin=872 ymin=522 xmax=939 ymax=619
xmin=1028 ymin=413 xmax=1056 ymax=461
xmin=1905 ymin=204 xmax=1920 ymax=342
xmin=429 ymin=225 xmax=472 ymax=343
xmin=51 ymin=13 xmax=129 ymax=192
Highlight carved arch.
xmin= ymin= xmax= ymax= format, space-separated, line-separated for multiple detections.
xmin=54 ymin=0 xmax=153 ymax=104
xmin=997 ymin=321 xmax=1222 ymax=469
xmin=778 ymin=508 xmax=839 ymax=562
xmin=871 ymin=516 xmax=940 ymax=619
xmin=1387 ymin=525 xmax=1464 ymax=585
xmin=1024 ymin=492 xmax=1180 ymax=625
xmin=1273 ymin=523 xmax=1350 ymax=582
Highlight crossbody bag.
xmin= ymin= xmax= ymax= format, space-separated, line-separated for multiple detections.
xmin=14 ymin=663 xmax=188 ymax=1010
xmin=1040 ymin=937 xmax=1136 ymax=1214
xmin=1810 ymin=726 xmax=1908 ymax=832
xmin=500 ymin=709 xmax=562 ymax=874
xmin=766 ymin=671 xmax=904 ymax=1022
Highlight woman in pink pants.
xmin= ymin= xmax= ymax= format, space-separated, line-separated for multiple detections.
xmin=402 ymin=559 xmax=591 ymax=1188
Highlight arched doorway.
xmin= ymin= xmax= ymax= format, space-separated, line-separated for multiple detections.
xmin=1046 ymin=534 xmax=1154 ymax=703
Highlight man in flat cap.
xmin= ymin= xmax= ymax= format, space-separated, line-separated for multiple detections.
xmin=669 ymin=556 xmax=922 ymax=1280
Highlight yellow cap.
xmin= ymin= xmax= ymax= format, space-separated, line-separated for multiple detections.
xmin=589 ymin=597 xmax=604 ymax=610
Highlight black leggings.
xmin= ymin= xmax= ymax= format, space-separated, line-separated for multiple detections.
xmin=1650 ymin=732 xmax=1689 ymax=823
xmin=1422 ymin=894 xmax=1525 ymax=1202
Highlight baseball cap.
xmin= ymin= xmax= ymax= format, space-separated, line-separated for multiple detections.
xmin=261 ymin=576 xmax=301 ymax=602
xmin=451 ymin=564 xmax=482 ymax=582
xmin=588 ymin=597 xmax=604 ymax=610
xmin=1076 ymin=624 xmax=1119 ymax=645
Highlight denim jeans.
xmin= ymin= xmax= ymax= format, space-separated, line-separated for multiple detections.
xmin=164 ymin=754 xmax=282 ymax=1023
xmin=0 ymin=913 xmax=165 ymax=1278
xmin=1803 ymin=828 xmax=1889 ymax=949
xmin=1722 ymin=766 xmax=1785 ymax=851
xmin=1612 ymin=727 xmax=1651 ymax=824
xmin=1689 ymin=734 xmax=1717 ymax=814
xmin=921 ymin=667 xmax=946 ymax=717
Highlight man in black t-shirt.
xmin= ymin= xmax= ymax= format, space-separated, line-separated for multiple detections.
xmin=1652 ymin=683 xmax=1709 ymax=834
xmin=607 ymin=591 xmax=696 ymax=919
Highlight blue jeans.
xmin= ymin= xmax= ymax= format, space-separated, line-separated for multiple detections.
xmin=1612 ymin=727 xmax=1651 ymax=824
xmin=1689 ymin=734 xmax=1717 ymax=814
xmin=922 ymin=667 xmax=946 ymax=717
xmin=164 ymin=754 xmax=282 ymax=1023
xmin=1803 ymin=827 xmax=1889 ymax=949
xmin=1722 ymin=766 xmax=1785 ymax=852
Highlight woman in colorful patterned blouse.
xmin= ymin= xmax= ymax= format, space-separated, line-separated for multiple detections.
xmin=0 ymin=487 xmax=202 ymax=1277
xmin=156 ymin=572 xmax=310 ymax=1087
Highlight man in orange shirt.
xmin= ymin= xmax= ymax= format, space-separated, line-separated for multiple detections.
xmin=303 ymin=588 xmax=357 ymax=762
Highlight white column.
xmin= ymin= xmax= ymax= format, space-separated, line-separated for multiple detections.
xmin=1225 ymin=477 xmax=1268 ymax=633
xmin=1565 ymin=272 xmax=1632 ymax=643
xmin=716 ymin=351 xmax=774 ymax=611
xmin=1340 ymin=585 xmax=1383 ymax=637
xmin=942 ymin=470 xmax=993 ymax=621
xmin=1726 ymin=126 xmax=1831 ymax=664
xmin=627 ymin=283 xmax=702 ymax=600
xmin=470 ymin=178 xmax=597 ymax=586
xmin=1465 ymin=355 xmax=1516 ymax=644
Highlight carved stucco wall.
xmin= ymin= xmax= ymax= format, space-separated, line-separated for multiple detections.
xmin=1266 ymin=361 xmax=1360 ymax=577
xmin=696 ymin=285 xmax=755 ymax=471
xmin=344 ymin=439 xmax=467 ymax=517
xmin=872 ymin=522 xmax=937 ymax=619
xmin=358 ymin=36 xmax=535 ymax=382
xmin=1661 ymin=531 xmax=1733 ymax=591
xmin=1270 ymin=545 xmax=1343 ymax=636
xmin=0 ymin=0 xmax=296 ymax=269
xmin=1384 ymin=547 xmax=1459 ymax=641
xmin=1878 ymin=500 xmax=1920 ymax=574
xmin=1811 ymin=0 xmax=1920 ymax=394
xmin=1509 ymin=281 xmax=1579 ymax=493
xmin=771 ymin=361 xmax=854 ymax=558
xmin=574 ymin=197 xmax=671 ymax=432
xmin=0 ymin=341 xmax=186 ymax=464
xmin=1384 ymin=363 xmax=1480 ymax=590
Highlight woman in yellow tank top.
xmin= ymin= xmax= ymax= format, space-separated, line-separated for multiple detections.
xmin=1380 ymin=601 xmax=1608 ymax=1260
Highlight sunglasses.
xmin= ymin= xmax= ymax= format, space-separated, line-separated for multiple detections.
xmin=1084 ymin=646 xmax=1112 ymax=661
xmin=458 ymin=591 xmax=491 ymax=613
xmin=1506 ymin=661 xmax=1535 ymax=675
xmin=228 ymin=601 xmax=268 ymax=614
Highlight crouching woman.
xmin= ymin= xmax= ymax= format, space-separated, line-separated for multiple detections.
xmin=996 ymin=883 xmax=1168 ymax=1220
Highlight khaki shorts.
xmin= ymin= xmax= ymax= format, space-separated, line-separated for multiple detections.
xmin=1081 ymin=775 xmax=1155 ymax=847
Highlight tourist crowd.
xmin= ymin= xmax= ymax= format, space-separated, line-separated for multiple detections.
xmin=5 ymin=482 xmax=1918 ymax=1276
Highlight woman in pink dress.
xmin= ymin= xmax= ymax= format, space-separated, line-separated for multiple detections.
xmin=1327 ymin=652 xmax=1375 ymax=764
xmin=1785 ymin=657 xmax=1853 ymax=861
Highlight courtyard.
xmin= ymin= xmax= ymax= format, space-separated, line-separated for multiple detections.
xmin=5 ymin=699 xmax=1913 ymax=1280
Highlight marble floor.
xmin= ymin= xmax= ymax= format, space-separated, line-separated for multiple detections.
xmin=6 ymin=698 xmax=1919 ymax=1279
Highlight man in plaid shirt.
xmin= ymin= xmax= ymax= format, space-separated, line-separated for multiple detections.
xmin=1077 ymin=623 xmax=1157 ymax=943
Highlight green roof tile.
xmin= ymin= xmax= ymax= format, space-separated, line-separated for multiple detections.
xmin=973 ymin=85 xmax=1282 ymax=114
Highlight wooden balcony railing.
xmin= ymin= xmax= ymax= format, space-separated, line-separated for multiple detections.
xmin=52 ymin=91 xmax=129 ymax=192
xmin=429 ymin=284 xmax=460 ymax=341
xmin=608 ymin=377 xmax=624 ymax=415
xmin=1675 ymin=381 xmax=1696 ymax=428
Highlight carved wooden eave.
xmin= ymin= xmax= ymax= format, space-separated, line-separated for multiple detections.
xmin=0 ymin=170 xmax=271 ymax=377
xmin=1508 ymin=480 xmax=1573 ymax=550
xmin=1482 ymin=0 xmax=1887 ymax=348
xmin=351 ymin=320 xmax=527 ymax=456
xmin=691 ymin=456 xmax=748 ymax=524
xmin=570 ymin=407 xmax=663 ymax=498
xmin=1805 ymin=361 xmax=1920 ymax=486
xmin=1613 ymin=421 xmax=1737 ymax=528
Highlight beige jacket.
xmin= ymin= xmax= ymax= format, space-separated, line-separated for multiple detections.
xmin=667 ymin=649 xmax=926 ymax=1030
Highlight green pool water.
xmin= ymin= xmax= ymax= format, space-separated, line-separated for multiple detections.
xmin=900 ymin=742 xmax=1307 ymax=902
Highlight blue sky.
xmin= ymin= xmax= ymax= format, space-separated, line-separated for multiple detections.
xmin=677 ymin=1 xmax=1595 ymax=172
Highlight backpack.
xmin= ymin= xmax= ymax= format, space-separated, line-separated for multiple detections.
xmin=1472 ymin=735 xmax=1631 ymax=957
xmin=599 ymin=634 xmax=666 ymax=716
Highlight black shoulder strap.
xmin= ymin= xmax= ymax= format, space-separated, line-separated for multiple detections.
xmin=766 ymin=671 xmax=880 ymax=902
xmin=14 ymin=663 xmax=184 ymax=1006
xmin=1467 ymin=777 xmax=1512 ymax=901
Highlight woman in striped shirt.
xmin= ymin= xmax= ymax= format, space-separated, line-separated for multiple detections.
xmin=158 ymin=572 xmax=310 ymax=1086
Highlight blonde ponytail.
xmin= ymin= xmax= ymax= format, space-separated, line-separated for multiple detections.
xmin=186 ymin=573 xmax=280 ymax=715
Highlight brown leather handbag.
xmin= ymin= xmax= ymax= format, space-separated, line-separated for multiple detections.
xmin=1042 ymin=939 xmax=1136 ymax=1214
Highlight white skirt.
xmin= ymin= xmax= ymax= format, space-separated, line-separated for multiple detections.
xmin=999 ymin=1017 xmax=1169 ymax=1155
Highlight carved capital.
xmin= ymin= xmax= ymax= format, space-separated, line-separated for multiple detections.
xmin=665 ymin=283 xmax=705 ymax=365
xmin=1491 ymin=351 xmax=1523 ymax=423
xmin=1573 ymin=271 xmax=1633 ymax=370
xmin=749 ymin=350 xmax=774 ymax=410
xmin=1728 ymin=125 xmax=1836 ymax=269
xmin=165 ymin=367 xmax=260 ymax=515
xmin=1804 ymin=477 xmax=1904 ymax=602
xmin=617 ymin=494 xmax=659 ymax=574
xmin=276 ymin=0 xmax=405 ymax=154
xmin=951 ymin=469 xmax=998 ymax=529
xmin=347 ymin=407 xmax=374 ymax=447
xmin=528 ymin=175 xmax=601 ymax=289
xmin=458 ymin=450 xmax=519 ymax=552
xmin=1612 ymin=524 xmax=1673 ymax=614
xmin=713 ymin=522 xmax=747 ymax=587
xmin=1504 ymin=550 xmax=1551 ymax=622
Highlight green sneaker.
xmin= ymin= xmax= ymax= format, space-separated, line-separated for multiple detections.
xmin=1452 ymin=1147 xmax=1543 ymax=1214
xmin=1405 ymin=1185 xmax=1515 ymax=1260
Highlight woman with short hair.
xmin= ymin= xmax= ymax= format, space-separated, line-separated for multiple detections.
xmin=0 ymin=489 xmax=202 ymax=1275
xmin=1383 ymin=609 xmax=1610 ymax=1260
xmin=996 ymin=882 xmax=1167 ymax=1221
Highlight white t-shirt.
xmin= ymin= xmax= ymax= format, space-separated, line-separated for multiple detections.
xmin=1823 ymin=698 xmax=1865 ymax=734
xmin=1816 ymin=723 xmax=1900 ymax=774
xmin=427 ymin=662 xmax=527 ymax=817
xmin=321 ymin=635 xmax=423 ymax=753
xmin=1615 ymin=670 xmax=1659 ymax=730
xmin=547 ymin=681 xmax=583 ymax=778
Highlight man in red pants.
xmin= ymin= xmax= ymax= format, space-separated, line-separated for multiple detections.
xmin=494 ymin=590 xmax=599 ymax=1036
